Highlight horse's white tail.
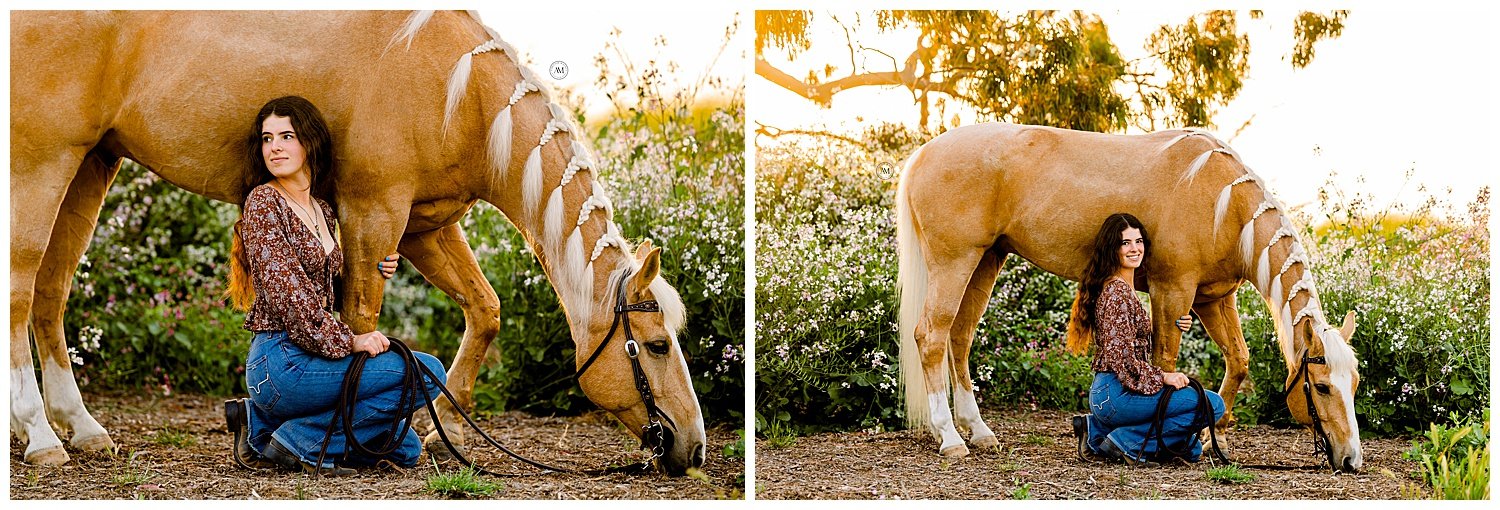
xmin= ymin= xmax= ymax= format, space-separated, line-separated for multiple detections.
xmin=896 ymin=148 xmax=935 ymax=432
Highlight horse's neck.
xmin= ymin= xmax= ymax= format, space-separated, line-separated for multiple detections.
xmin=1245 ymin=210 xmax=1323 ymax=366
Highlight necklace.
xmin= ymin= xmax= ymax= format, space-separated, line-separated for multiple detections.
xmin=274 ymin=182 xmax=326 ymax=244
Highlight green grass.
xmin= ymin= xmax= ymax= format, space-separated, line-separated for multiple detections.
xmin=1405 ymin=412 xmax=1490 ymax=500
xmin=1010 ymin=483 xmax=1032 ymax=499
xmin=1205 ymin=464 xmax=1256 ymax=484
xmin=763 ymin=430 xmax=798 ymax=449
xmin=111 ymin=466 xmax=156 ymax=487
xmin=426 ymin=465 xmax=502 ymax=498
xmin=150 ymin=428 xmax=196 ymax=448
xmin=1022 ymin=433 xmax=1055 ymax=446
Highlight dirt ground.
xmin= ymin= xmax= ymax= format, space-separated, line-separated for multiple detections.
xmin=9 ymin=392 xmax=744 ymax=500
xmin=755 ymin=406 xmax=1428 ymax=500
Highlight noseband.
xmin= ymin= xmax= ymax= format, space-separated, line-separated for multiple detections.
xmin=1287 ymin=347 xmax=1337 ymax=471
xmin=574 ymin=268 xmax=674 ymax=468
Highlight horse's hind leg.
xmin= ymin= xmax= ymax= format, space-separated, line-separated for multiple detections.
xmin=11 ymin=148 xmax=89 ymax=466
xmin=30 ymin=152 xmax=121 ymax=455
xmin=948 ymin=250 xmax=1004 ymax=449
xmin=1193 ymin=293 xmax=1247 ymax=430
xmin=396 ymin=223 xmax=501 ymax=459
xmin=916 ymin=249 xmax=985 ymax=458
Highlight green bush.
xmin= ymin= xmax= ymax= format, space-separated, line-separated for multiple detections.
xmin=1182 ymin=183 xmax=1490 ymax=436
xmin=382 ymin=102 xmax=745 ymax=424
xmin=64 ymin=164 xmax=246 ymax=395
xmin=1404 ymin=410 xmax=1489 ymax=500
xmin=757 ymin=135 xmax=1490 ymax=440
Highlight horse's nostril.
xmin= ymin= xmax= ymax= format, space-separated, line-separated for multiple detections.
xmin=692 ymin=443 xmax=706 ymax=467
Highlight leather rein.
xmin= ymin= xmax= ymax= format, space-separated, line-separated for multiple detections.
xmin=1139 ymin=347 xmax=1340 ymax=472
xmin=314 ymin=268 xmax=670 ymax=476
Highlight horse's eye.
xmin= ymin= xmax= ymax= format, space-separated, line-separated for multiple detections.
xmin=646 ymin=340 xmax=670 ymax=356
xmin=1315 ymin=383 xmax=1331 ymax=395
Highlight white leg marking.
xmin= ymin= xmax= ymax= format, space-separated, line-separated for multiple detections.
xmin=953 ymin=388 xmax=996 ymax=445
xmin=928 ymin=392 xmax=965 ymax=454
xmin=12 ymin=367 xmax=65 ymax=457
xmin=41 ymin=357 xmax=109 ymax=446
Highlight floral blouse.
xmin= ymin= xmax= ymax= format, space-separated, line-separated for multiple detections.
xmin=240 ymin=184 xmax=353 ymax=359
xmin=1090 ymin=276 xmax=1163 ymax=394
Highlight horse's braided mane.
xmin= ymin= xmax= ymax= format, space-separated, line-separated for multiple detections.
xmin=384 ymin=10 xmax=686 ymax=338
xmin=1165 ymin=130 xmax=1352 ymax=367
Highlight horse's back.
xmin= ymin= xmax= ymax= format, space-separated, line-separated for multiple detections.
xmin=12 ymin=11 xmax=462 ymax=203
xmin=10 ymin=12 xmax=119 ymax=160
xmin=904 ymin=123 xmax=1237 ymax=279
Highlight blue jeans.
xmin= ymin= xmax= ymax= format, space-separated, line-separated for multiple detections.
xmin=243 ymin=331 xmax=447 ymax=468
xmin=1087 ymin=372 xmax=1225 ymax=462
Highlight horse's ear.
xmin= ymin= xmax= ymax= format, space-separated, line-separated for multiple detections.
xmin=1339 ymin=310 xmax=1357 ymax=344
xmin=1298 ymin=317 xmax=1318 ymax=354
xmin=634 ymin=239 xmax=654 ymax=260
xmin=631 ymin=247 xmax=661 ymax=297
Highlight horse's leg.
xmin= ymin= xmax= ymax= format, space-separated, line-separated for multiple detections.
xmin=1193 ymin=293 xmax=1247 ymax=430
xmin=948 ymin=250 xmax=1004 ymax=449
xmin=30 ymin=152 xmax=120 ymax=455
xmin=917 ymin=249 xmax=985 ymax=458
xmin=395 ymin=223 xmax=500 ymax=458
xmin=11 ymin=149 xmax=87 ymax=466
xmin=1147 ymin=282 xmax=1197 ymax=371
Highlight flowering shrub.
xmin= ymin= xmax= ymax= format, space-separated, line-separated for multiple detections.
xmin=1183 ymin=179 xmax=1490 ymax=436
xmin=62 ymin=163 xmax=247 ymax=395
xmin=758 ymin=135 xmax=1490 ymax=442
xmin=381 ymin=101 xmax=745 ymax=423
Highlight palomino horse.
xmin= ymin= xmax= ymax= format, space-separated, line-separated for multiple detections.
xmin=896 ymin=122 xmax=1363 ymax=471
xmin=11 ymin=11 xmax=707 ymax=474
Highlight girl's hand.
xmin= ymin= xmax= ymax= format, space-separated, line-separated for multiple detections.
xmin=1176 ymin=314 xmax=1192 ymax=332
xmin=353 ymin=330 xmax=389 ymax=357
xmin=378 ymin=253 xmax=399 ymax=279
xmin=1163 ymin=371 xmax=1190 ymax=389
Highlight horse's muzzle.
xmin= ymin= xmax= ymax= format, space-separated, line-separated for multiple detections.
xmin=1340 ymin=454 xmax=1362 ymax=473
xmin=654 ymin=426 xmax=706 ymax=476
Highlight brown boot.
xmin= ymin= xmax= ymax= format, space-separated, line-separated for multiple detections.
xmin=224 ymin=399 xmax=274 ymax=470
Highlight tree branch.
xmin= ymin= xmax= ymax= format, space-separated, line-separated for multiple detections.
xmin=754 ymin=121 xmax=869 ymax=149
xmin=755 ymin=46 xmax=963 ymax=107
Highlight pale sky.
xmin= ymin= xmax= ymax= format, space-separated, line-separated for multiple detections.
xmin=751 ymin=9 xmax=1498 ymax=219
xmin=476 ymin=8 xmax=745 ymax=123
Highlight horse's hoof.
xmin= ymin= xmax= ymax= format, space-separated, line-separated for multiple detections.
xmin=1216 ymin=412 xmax=1237 ymax=430
xmin=72 ymin=433 xmax=117 ymax=454
xmin=410 ymin=411 xmax=435 ymax=437
xmin=970 ymin=434 xmax=999 ymax=448
xmin=25 ymin=445 xmax=70 ymax=466
xmin=940 ymin=444 xmax=970 ymax=458
xmin=424 ymin=431 xmax=466 ymax=462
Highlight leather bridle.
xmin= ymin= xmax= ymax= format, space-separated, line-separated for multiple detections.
xmin=1287 ymin=346 xmax=1337 ymax=472
xmin=573 ymin=267 xmax=675 ymax=469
